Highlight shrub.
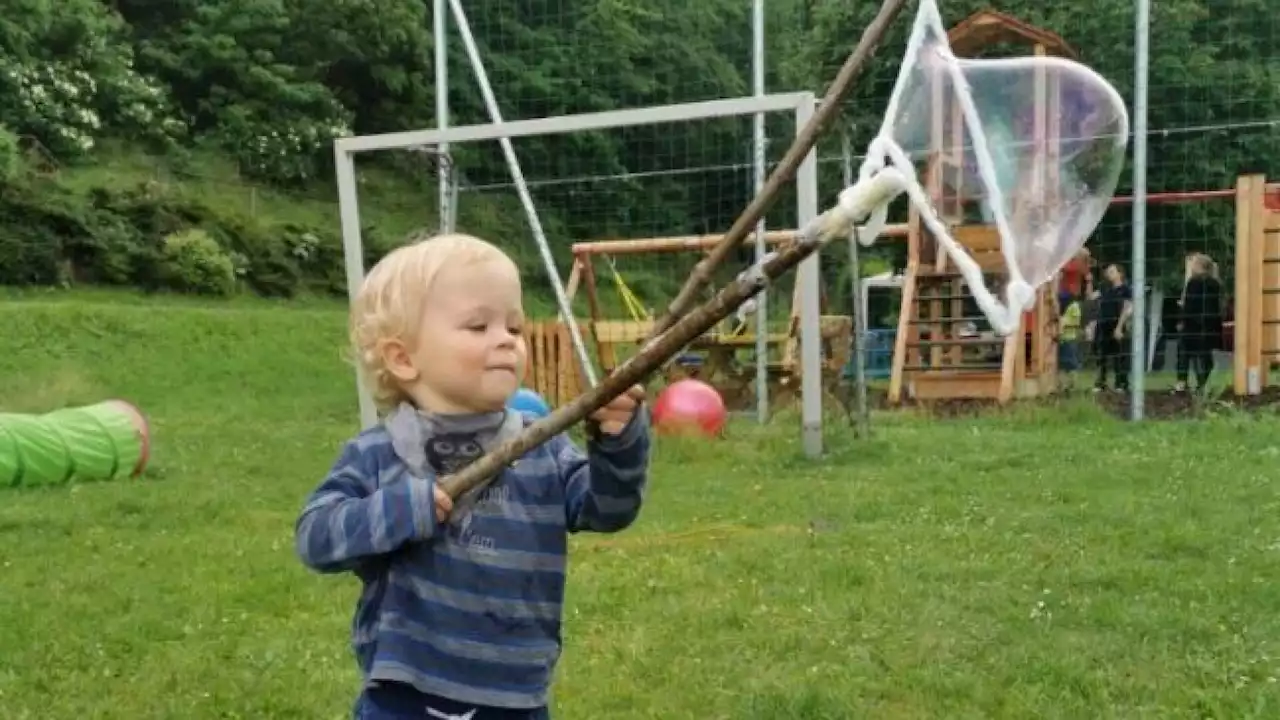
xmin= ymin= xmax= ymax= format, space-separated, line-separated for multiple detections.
xmin=206 ymin=216 xmax=302 ymax=298
xmin=0 ymin=174 xmax=397 ymax=299
xmin=0 ymin=126 xmax=21 ymax=182
xmin=159 ymin=229 xmax=236 ymax=296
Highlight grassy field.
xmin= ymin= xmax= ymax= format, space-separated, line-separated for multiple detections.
xmin=3 ymin=294 xmax=1280 ymax=719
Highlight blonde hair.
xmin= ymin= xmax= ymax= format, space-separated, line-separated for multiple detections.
xmin=1187 ymin=252 xmax=1218 ymax=279
xmin=349 ymin=232 xmax=513 ymax=409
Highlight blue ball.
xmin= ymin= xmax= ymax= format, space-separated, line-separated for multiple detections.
xmin=508 ymin=388 xmax=550 ymax=417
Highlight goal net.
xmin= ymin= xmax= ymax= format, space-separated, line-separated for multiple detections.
xmin=335 ymin=94 xmax=827 ymax=427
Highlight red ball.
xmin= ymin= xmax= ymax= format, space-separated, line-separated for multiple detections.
xmin=651 ymin=379 xmax=727 ymax=437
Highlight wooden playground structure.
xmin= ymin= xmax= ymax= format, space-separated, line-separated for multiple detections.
xmin=887 ymin=10 xmax=1075 ymax=404
xmin=559 ymin=233 xmax=855 ymax=410
xmin=518 ymin=10 xmax=1280 ymax=411
xmin=520 ymin=321 xmax=584 ymax=409
xmin=1232 ymin=173 xmax=1280 ymax=395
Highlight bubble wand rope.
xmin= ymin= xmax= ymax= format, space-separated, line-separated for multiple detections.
xmin=439 ymin=0 xmax=912 ymax=503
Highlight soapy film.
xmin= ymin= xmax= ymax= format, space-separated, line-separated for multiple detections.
xmin=877 ymin=2 xmax=1129 ymax=298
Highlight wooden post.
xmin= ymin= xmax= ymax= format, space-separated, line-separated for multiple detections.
xmin=1235 ymin=174 xmax=1265 ymax=394
xmin=888 ymin=207 xmax=920 ymax=404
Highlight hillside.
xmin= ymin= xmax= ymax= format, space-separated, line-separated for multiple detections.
xmin=0 ymin=0 xmax=1276 ymax=307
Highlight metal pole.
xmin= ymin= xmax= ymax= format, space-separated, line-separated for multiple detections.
xmin=335 ymin=147 xmax=379 ymax=430
xmin=434 ymin=0 xmax=451 ymax=231
xmin=842 ymin=131 xmax=870 ymax=437
xmin=447 ymin=0 xmax=598 ymax=388
xmin=752 ymin=0 xmax=769 ymax=424
xmin=1130 ymin=0 xmax=1149 ymax=420
xmin=795 ymin=96 xmax=823 ymax=458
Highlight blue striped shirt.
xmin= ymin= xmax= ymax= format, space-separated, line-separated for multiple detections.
xmin=295 ymin=411 xmax=650 ymax=709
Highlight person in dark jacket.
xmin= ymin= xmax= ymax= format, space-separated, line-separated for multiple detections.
xmin=1175 ymin=252 xmax=1224 ymax=392
xmin=1094 ymin=264 xmax=1133 ymax=392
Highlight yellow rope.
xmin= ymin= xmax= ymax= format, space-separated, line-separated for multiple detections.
xmin=604 ymin=255 xmax=650 ymax=322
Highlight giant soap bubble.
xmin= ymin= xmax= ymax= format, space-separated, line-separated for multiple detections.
xmin=844 ymin=0 xmax=1128 ymax=333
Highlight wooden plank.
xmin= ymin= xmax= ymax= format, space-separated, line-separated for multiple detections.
xmin=536 ymin=323 xmax=550 ymax=399
xmin=889 ymin=208 xmax=920 ymax=404
xmin=999 ymin=324 xmax=1019 ymax=403
xmin=1235 ymin=175 xmax=1262 ymax=394
xmin=524 ymin=322 xmax=540 ymax=397
xmin=556 ymin=323 xmax=572 ymax=407
xmin=592 ymin=319 xmax=655 ymax=343
xmin=1265 ymin=226 xmax=1280 ymax=367
xmin=911 ymin=371 xmax=1002 ymax=400
xmin=951 ymin=224 xmax=1003 ymax=253
xmin=580 ymin=260 xmax=613 ymax=371
xmin=1250 ymin=177 xmax=1269 ymax=387
xmin=564 ymin=259 xmax=582 ymax=305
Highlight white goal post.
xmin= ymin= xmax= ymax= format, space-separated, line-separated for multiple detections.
xmin=333 ymin=91 xmax=825 ymax=456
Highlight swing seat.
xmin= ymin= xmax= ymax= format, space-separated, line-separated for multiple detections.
xmin=592 ymin=319 xmax=654 ymax=343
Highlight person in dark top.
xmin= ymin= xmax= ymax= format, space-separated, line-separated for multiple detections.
xmin=1175 ymin=252 xmax=1224 ymax=392
xmin=1094 ymin=263 xmax=1133 ymax=392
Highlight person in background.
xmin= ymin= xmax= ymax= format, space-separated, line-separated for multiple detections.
xmin=1094 ymin=263 xmax=1133 ymax=393
xmin=1058 ymin=290 xmax=1082 ymax=382
xmin=1060 ymin=247 xmax=1092 ymax=300
xmin=1175 ymin=251 xmax=1224 ymax=393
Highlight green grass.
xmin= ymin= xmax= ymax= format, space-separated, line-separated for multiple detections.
xmin=3 ymin=293 xmax=1280 ymax=719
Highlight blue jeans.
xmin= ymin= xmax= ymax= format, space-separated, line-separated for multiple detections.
xmin=1058 ymin=341 xmax=1081 ymax=372
xmin=355 ymin=682 xmax=551 ymax=720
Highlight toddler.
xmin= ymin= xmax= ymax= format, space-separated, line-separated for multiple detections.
xmin=1057 ymin=290 xmax=1082 ymax=374
xmin=295 ymin=233 xmax=651 ymax=720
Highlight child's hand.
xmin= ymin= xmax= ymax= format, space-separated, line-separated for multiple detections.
xmin=590 ymin=385 xmax=645 ymax=436
xmin=433 ymin=485 xmax=453 ymax=523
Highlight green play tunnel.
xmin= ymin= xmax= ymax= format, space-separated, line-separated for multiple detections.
xmin=0 ymin=400 xmax=151 ymax=487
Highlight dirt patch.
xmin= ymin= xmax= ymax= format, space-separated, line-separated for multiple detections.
xmin=1091 ymin=385 xmax=1280 ymax=419
xmin=842 ymin=385 xmax=1280 ymax=421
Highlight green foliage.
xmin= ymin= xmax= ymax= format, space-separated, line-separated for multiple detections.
xmin=0 ymin=171 xmax=379 ymax=299
xmin=160 ymin=228 xmax=236 ymax=295
xmin=0 ymin=0 xmax=1275 ymax=304
xmin=0 ymin=0 xmax=182 ymax=159
xmin=0 ymin=125 xmax=21 ymax=182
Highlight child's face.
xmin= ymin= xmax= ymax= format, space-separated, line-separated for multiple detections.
xmin=403 ymin=257 xmax=527 ymax=413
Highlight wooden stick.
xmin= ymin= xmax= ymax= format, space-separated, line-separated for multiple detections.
xmin=572 ymin=231 xmax=797 ymax=257
xmin=441 ymin=213 xmax=856 ymax=501
xmin=438 ymin=0 xmax=913 ymax=503
xmin=646 ymin=0 xmax=912 ymax=342
xmin=571 ymin=224 xmax=908 ymax=257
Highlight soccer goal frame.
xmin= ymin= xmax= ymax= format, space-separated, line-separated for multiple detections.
xmin=334 ymin=91 xmax=825 ymax=456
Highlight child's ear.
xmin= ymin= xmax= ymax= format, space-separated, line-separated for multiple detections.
xmin=379 ymin=338 xmax=420 ymax=383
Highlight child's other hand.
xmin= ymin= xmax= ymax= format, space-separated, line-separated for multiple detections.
xmin=590 ymin=384 xmax=645 ymax=436
xmin=433 ymin=485 xmax=453 ymax=523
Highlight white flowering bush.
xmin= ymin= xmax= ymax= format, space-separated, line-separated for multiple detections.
xmin=0 ymin=47 xmax=181 ymax=160
xmin=0 ymin=62 xmax=101 ymax=157
xmin=217 ymin=102 xmax=352 ymax=185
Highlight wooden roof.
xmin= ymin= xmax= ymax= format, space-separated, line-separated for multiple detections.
xmin=947 ymin=9 xmax=1077 ymax=60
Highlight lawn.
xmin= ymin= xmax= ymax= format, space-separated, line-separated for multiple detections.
xmin=2 ymin=294 xmax=1280 ymax=719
